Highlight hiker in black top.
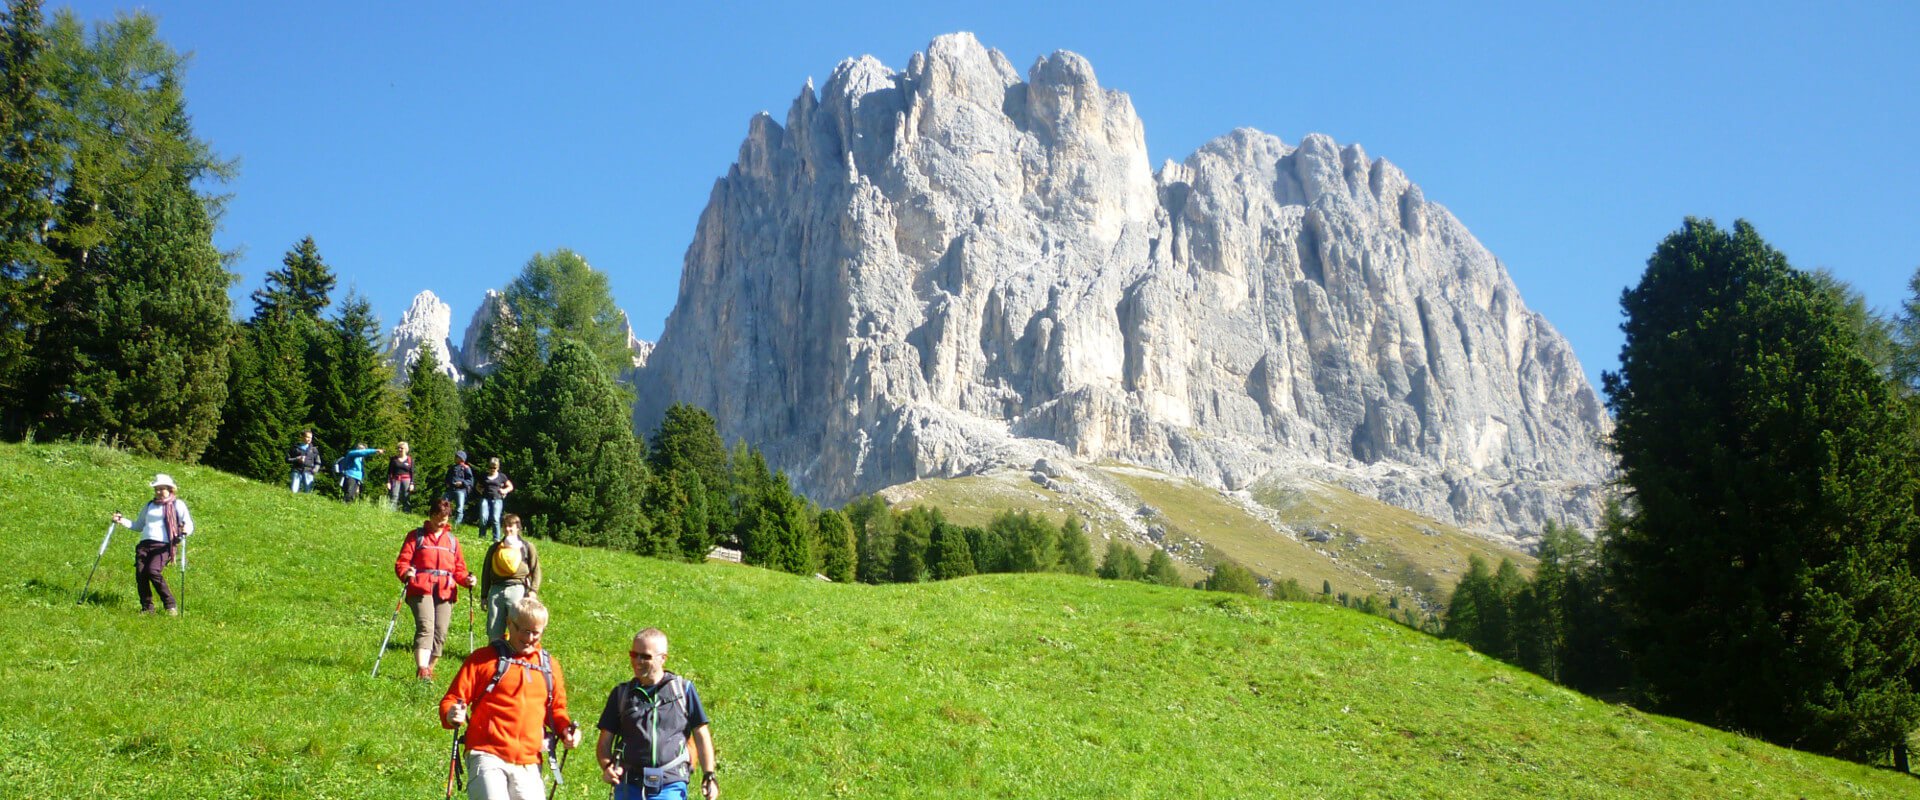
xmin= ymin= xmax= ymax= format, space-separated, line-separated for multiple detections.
xmin=445 ymin=450 xmax=475 ymax=528
xmin=597 ymin=627 xmax=717 ymax=800
xmin=477 ymin=457 xmax=514 ymax=542
xmin=386 ymin=440 xmax=416 ymax=512
xmin=287 ymin=429 xmax=322 ymax=493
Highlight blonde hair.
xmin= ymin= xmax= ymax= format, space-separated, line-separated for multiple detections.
xmin=509 ymin=596 xmax=549 ymax=629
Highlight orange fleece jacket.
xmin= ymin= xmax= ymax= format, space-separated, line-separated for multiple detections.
xmin=439 ymin=644 xmax=573 ymax=765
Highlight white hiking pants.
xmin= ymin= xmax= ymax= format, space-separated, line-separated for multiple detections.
xmin=466 ymin=750 xmax=545 ymax=800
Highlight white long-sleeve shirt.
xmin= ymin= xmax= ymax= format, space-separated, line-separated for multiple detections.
xmin=121 ymin=499 xmax=194 ymax=544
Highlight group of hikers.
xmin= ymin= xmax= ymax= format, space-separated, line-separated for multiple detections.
xmin=287 ymin=430 xmax=518 ymax=541
xmin=101 ymin=430 xmax=716 ymax=800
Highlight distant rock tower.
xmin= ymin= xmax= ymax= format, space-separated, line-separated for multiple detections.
xmin=387 ymin=290 xmax=462 ymax=385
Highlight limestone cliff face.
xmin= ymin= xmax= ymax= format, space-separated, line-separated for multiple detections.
xmin=387 ymin=290 xmax=462 ymax=385
xmin=632 ymin=33 xmax=1612 ymax=534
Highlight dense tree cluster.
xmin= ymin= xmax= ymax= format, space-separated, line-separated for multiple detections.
xmin=1443 ymin=219 xmax=1920 ymax=767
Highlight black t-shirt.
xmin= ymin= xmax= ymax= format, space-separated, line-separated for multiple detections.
xmin=480 ymin=471 xmax=512 ymax=499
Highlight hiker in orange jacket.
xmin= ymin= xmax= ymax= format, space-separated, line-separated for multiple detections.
xmin=396 ymin=498 xmax=476 ymax=680
xmin=441 ymin=596 xmax=582 ymax=799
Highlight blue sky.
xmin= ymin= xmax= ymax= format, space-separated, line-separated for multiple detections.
xmin=52 ymin=1 xmax=1920 ymax=388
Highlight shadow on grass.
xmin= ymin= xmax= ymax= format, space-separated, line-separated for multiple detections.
xmin=29 ymin=576 xmax=127 ymax=607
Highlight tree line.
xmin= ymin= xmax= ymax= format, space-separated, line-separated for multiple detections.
xmin=1442 ymin=219 xmax=1920 ymax=769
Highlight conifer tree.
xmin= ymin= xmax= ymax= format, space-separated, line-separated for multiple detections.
xmin=250 ymin=236 xmax=335 ymax=324
xmin=1205 ymin=562 xmax=1263 ymax=597
xmin=671 ymin=469 xmax=715 ymax=560
xmin=649 ymin=403 xmax=733 ymax=552
xmin=965 ymin=523 xmax=1009 ymax=574
xmin=403 ymin=346 xmax=461 ymax=489
xmin=1098 ymin=541 xmax=1143 ymax=581
xmin=817 ymin=508 xmax=856 ymax=582
xmin=1056 ymin=515 xmax=1095 ymax=575
xmin=846 ymin=495 xmax=897 ymax=584
xmin=515 ymin=338 xmax=647 ymax=546
xmin=928 ymin=523 xmax=977 ymax=580
xmin=1603 ymin=218 xmax=1920 ymax=760
xmin=311 ymin=291 xmax=399 ymax=464
xmin=503 ymin=248 xmax=631 ymax=381
xmin=1144 ymin=549 xmax=1182 ymax=586
xmin=209 ymin=314 xmax=310 ymax=480
xmin=25 ymin=11 xmax=231 ymax=455
xmin=993 ymin=510 xmax=1056 ymax=573
xmin=0 ymin=0 xmax=61 ymax=433
xmin=889 ymin=507 xmax=939 ymax=583
xmin=463 ymin=320 xmax=541 ymax=471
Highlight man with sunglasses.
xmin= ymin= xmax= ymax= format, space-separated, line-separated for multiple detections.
xmin=596 ymin=628 xmax=718 ymax=800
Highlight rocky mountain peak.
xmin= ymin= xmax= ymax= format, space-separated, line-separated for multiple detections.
xmin=387 ymin=290 xmax=460 ymax=385
xmin=632 ymin=34 xmax=1613 ymax=536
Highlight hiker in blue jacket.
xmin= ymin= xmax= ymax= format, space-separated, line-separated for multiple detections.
xmin=339 ymin=443 xmax=383 ymax=504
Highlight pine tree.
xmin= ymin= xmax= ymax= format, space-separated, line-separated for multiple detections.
xmin=816 ymin=508 xmax=856 ymax=582
xmin=25 ymin=11 xmax=232 ymax=456
xmin=966 ymin=523 xmax=1009 ymax=574
xmin=649 ymin=403 xmax=733 ymax=554
xmin=1205 ymin=562 xmax=1263 ymax=597
xmin=1144 ymin=549 xmax=1182 ymax=587
xmin=250 ymin=236 xmax=335 ymax=324
xmin=0 ymin=0 xmax=61 ymax=433
xmin=403 ymin=345 xmax=461 ymax=491
xmin=1098 ymin=541 xmax=1143 ymax=581
xmin=463 ymin=319 xmax=541 ymax=472
xmin=208 ymin=314 xmax=310 ymax=480
xmin=311 ymin=291 xmax=399 ymax=464
xmin=1604 ymin=218 xmax=1920 ymax=760
xmin=516 ymin=338 xmax=647 ymax=546
xmin=1056 ymin=516 xmax=1095 ymax=575
xmin=928 ymin=523 xmax=977 ymax=581
xmin=993 ymin=510 xmax=1056 ymax=573
xmin=889 ymin=507 xmax=939 ymax=583
xmin=847 ymin=495 xmax=897 ymax=584
xmin=503 ymin=248 xmax=631 ymax=381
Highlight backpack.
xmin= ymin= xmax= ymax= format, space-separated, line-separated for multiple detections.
xmin=481 ymin=642 xmax=554 ymax=718
xmin=331 ymin=456 xmax=349 ymax=475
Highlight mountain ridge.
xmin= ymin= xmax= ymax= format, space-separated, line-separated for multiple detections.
xmin=628 ymin=32 xmax=1612 ymax=538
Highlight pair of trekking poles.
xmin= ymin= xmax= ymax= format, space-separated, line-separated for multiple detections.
xmin=442 ymin=722 xmax=573 ymax=799
xmin=76 ymin=521 xmax=187 ymax=614
xmin=373 ymin=586 xmax=476 ymax=679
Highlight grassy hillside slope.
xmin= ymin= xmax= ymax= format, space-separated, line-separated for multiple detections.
xmin=885 ymin=463 xmax=1531 ymax=609
xmin=6 ymin=443 xmax=1910 ymax=798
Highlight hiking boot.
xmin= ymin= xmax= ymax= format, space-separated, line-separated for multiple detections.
xmin=166 ymin=607 xmax=179 ymax=617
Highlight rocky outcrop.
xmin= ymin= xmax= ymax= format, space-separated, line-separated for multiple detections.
xmin=632 ymin=33 xmax=1613 ymax=535
xmin=458 ymin=290 xmax=513 ymax=378
xmin=387 ymin=290 xmax=461 ymax=385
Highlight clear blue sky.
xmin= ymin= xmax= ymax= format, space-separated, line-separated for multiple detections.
xmin=52 ymin=1 xmax=1920 ymax=388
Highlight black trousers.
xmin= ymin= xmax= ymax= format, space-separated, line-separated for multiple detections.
xmin=134 ymin=540 xmax=175 ymax=610
xmin=343 ymin=476 xmax=363 ymax=503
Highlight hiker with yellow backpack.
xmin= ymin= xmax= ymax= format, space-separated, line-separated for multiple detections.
xmin=481 ymin=513 xmax=541 ymax=644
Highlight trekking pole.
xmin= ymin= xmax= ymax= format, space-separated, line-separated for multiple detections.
xmin=177 ymin=536 xmax=187 ymax=617
xmin=371 ymin=590 xmax=407 ymax=678
xmin=445 ymin=726 xmax=464 ymax=800
xmin=77 ymin=522 xmax=119 ymax=605
xmin=467 ymin=586 xmax=475 ymax=652
xmin=545 ymin=731 xmax=570 ymax=798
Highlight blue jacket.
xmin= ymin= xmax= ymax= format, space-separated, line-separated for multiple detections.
xmin=342 ymin=448 xmax=380 ymax=481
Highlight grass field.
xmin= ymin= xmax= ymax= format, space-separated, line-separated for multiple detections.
xmin=7 ymin=442 xmax=1915 ymax=798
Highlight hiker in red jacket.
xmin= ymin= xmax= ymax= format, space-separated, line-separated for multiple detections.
xmin=396 ymin=498 xmax=476 ymax=680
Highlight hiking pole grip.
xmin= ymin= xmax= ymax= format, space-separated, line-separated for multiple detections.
xmin=77 ymin=522 xmax=118 ymax=605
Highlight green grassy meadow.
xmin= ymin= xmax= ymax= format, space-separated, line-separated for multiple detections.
xmin=6 ymin=442 xmax=1914 ymax=798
